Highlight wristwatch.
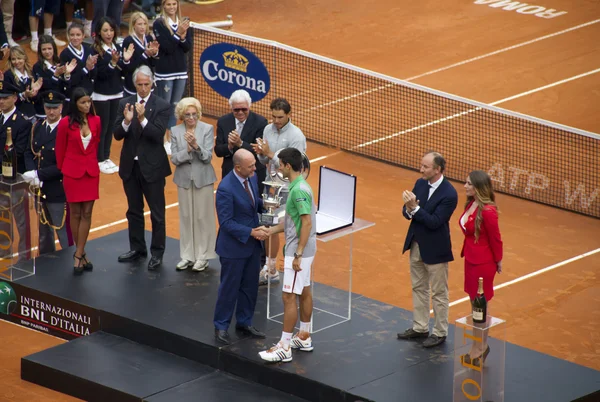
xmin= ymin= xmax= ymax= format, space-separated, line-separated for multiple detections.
xmin=294 ymin=252 xmax=303 ymax=259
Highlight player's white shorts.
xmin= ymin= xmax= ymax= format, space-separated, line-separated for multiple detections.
xmin=282 ymin=256 xmax=314 ymax=295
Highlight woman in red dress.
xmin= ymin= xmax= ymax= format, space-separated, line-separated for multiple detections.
xmin=55 ymin=87 xmax=101 ymax=274
xmin=459 ymin=170 xmax=503 ymax=366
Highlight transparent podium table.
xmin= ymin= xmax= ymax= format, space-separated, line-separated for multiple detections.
xmin=453 ymin=315 xmax=506 ymax=402
xmin=267 ymin=218 xmax=375 ymax=334
xmin=0 ymin=176 xmax=39 ymax=281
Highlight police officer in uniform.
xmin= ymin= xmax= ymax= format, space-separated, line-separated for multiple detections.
xmin=23 ymin=90 xmax=73 ymax=254
xmin=0 ymin=80 xmax=35 ymax=259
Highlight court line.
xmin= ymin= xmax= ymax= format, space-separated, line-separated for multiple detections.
xmin=296 ymin=18 xmax=600 ymax=115
xmin=345 ymin=66 xmax=600 ymax=152
xmin=404 ymin=19 xmax=600 ymax=81
xmin=429 ymin=247 xmax=600 ymax=313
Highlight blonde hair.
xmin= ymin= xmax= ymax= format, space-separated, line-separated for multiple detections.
xmin=465 ymin=170 xmax=497 ymax=242
xmin=160 ymin=0 xmax=182 ymax=35
xmin=8 ymin=46 xmax=33 ymax=77
xmin=175 ymin=97 xmax=202 ymax=120
xmin=129 ymin=11 xmax=149 ymax=36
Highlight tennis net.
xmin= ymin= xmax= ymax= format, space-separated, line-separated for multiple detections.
xmin=188 ymin=24 xmax=600 ymax=218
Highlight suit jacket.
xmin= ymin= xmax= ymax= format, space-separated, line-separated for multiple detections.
xmin=402 ymin=177 xmax=458 ymax=264
xmin=460 ymin=201 xmax=503 ymax=265
xmin=170 ymin=121 xmax=217 ymax=189
xmin=215 ymin=171 xmax=264 ymax=259
xmin=27 ymin=120 xmax=66 ymax=203
xmin=215 ymin=112 xmax=268 ymax=179
xmin=113 ymin=94 xmax=172 ymax=183
xmin=0 ymin=109 xmax=34 ymax=173
xmin=55 ymin=115 xmax=101 ymax=179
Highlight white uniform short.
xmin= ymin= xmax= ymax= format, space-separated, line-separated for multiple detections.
xmin=282 ymin=256 xmax=314 ymax=295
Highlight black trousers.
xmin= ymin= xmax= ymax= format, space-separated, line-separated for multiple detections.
xmin=122 ymin=161 xmax=166 ymax=257
xmin=93 ymin=98 xmax=120 ymax=162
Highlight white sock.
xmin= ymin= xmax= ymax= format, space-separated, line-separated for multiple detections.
xmin=280 ymin=331 xmax=292 ymax=349
xmin=300 ymin=321 xmax=311 ymax=334
xmin=31 ymin=32 xmax=39 ymax=41
xmin=44 ymin=28 xmax=52 ymax=36
xmin=267 ymin=257 xmax=276 ymax=270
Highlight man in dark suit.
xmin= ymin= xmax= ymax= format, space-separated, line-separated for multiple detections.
xmin=114 ymin=65 xmax=172 ymax=270
xmin=23 ymin=90 xmax=73 ymax=254
xmin=0 ymin=80 xmax=35 ymax=259
xmin=397 ymin=151 xmax=458 ymax=348
xmin=214 ymin=89 xmax=268 ymax=194
xmin=213 ymin=148 xmax=269 ymax=345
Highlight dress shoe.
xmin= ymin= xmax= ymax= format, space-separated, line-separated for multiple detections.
xmin=73 ymin=254 xmax=84 ymax=275
xmin=215 ymin=329 xmax=230 ymax=344
xmin=235 ymin=325 xmax=266 ymax=338
xmin=148 ymin=256 xmax=162 ymax=270
xmin=397 ymin=328 xmax=429 ymax=340
xmin=118 ymin=250 xmax=147 ymax=262
xmin=423 ymin=334 xmax=446 ymax=348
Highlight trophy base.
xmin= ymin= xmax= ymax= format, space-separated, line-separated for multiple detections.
xmin=259 ymin=213 xmax=279 ymax=226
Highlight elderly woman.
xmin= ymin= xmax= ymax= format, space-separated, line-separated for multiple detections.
xmin=170 ymin=97 xmax=218 ymax=271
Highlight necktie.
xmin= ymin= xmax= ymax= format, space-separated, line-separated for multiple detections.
xmin=139 ymin=99 xmax=145 ymax=105
xmin=0 ymin=114 xmax=4 ymax=126
xmin=46 ymin=123 xmax=52 ymax=135
xmin=237 ymin=121 xmax=243 ymax=134
xmin=243 ymin=179 xmax=255 ymax=207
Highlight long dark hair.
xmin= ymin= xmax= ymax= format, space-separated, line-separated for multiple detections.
xmin=93 ymin=17 xmax=118 ymax=56
xmin=37 ymin=35 xmax=61 ymax=68
xmin=68 ymin=87 xmax=95 ymax=128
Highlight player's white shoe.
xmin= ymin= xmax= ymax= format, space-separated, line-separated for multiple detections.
xmin=258 ymin=266 xmax=280 ymax=286
xmin=290 ymin=334 xmax=314 ymax=351
xmin=259 ymin=342 xmax=292 ymax=363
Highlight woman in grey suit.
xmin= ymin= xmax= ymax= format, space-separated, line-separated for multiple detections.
xmin=170 ymin=97 xmax=218 ymax=271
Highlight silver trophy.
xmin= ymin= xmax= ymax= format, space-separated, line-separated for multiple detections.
xmin=259 ymin=148 xmax=311 ymax=226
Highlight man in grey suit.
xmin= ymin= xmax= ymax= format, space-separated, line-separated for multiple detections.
xmin=170 ymin=97 xmax=218 ymax=272
xmin=215 ymin=89 xmax=268 ymax=194
xmin=114 ymin=65 xmax=172 ymax=271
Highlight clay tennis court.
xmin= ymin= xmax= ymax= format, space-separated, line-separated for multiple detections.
xmin=1 ymin=0 xmax=599 ymax=400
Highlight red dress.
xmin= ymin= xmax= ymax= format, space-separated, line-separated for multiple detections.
xmin=459 ymin=201 xmax=503 ymax=301
xmin=55 ymin=115 xmax=101 ymax=203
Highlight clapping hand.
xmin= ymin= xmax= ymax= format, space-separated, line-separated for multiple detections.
xmin=123 ymin=103 xmax=134 ymax=123
xmin=123 ymin=43 xmax=135 ymax=62
xmin=402 ymin=190 xmax=419 ymax=211
xmin=86 ymin=54 xmax=99 ymax=70
xmin=65 ymin=59 xmax=78 ymax=75
xmin=251 ymin=138 xmax=270 ymax=156
xmin=177 ymin=18 xmax=190 ymax=38
xmin=145 ymin=40 xmax=159 ymax=57
xmin=135 ymin=102 xmax=146 ymax=121
xmin=54 ymin=64 xmax=67 ymax=76
xmin=110 ymin=48 xmax=120 ymax=65
xmin=228 ymin=130 xmax=242 ymax=149
xmin=184 ymin=131 xmax=198 ymax=151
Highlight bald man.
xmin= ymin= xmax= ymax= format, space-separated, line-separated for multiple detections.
xmin=213 ymin=149 xmax=269 ymax=344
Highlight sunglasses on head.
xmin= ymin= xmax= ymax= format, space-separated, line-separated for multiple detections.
xmin=233 ymin=108 xmax=248 ymax=113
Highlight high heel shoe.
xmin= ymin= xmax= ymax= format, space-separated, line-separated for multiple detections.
xmin=73 ymin=254 xmax=84 ymax=275
xmin=461 ymin=345 xmax=490 ymax=367
xmin=82 ymin=253 xmax=93 ymax=271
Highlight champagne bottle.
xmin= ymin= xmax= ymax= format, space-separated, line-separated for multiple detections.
xmin=2 ymin=127 xmax=17 ymax=181
xmin=472 ymin=277 xmax=487 ymax=323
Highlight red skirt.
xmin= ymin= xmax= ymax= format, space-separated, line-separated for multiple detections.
xmin=63 ymin=173 xmax=99 ymax=203
xmin=464 ymin=260 xmax=497 ymax=301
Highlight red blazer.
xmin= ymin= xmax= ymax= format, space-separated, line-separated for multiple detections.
xmin=55 ymin=115 xmax=101 ymax=179
xmin=459 ymin=201 xmax=503 ymax=265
